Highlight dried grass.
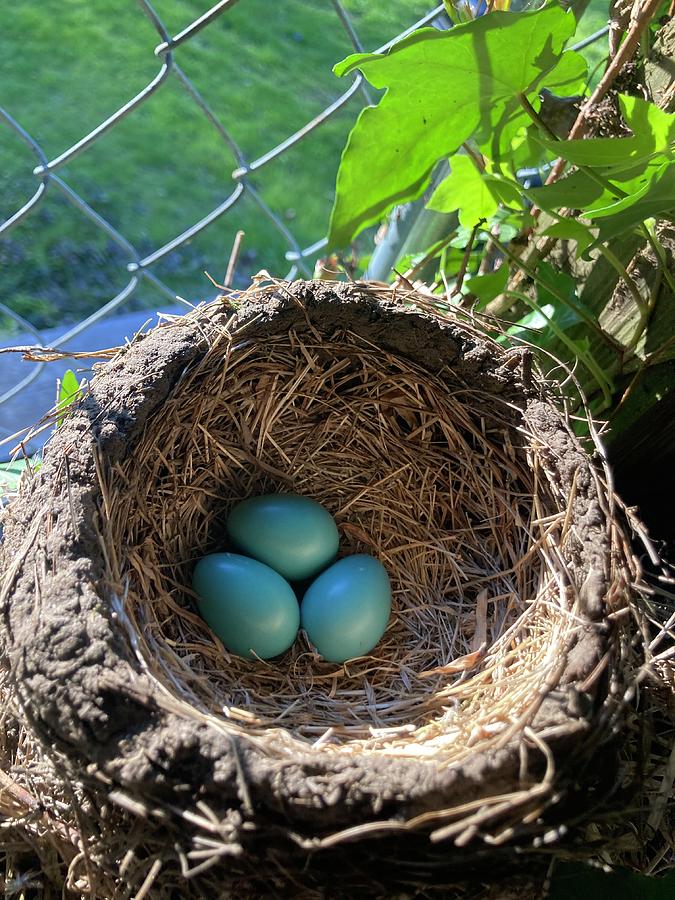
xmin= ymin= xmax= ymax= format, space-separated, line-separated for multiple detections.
xmin=94 ymin=302 xmax=585 ymax=762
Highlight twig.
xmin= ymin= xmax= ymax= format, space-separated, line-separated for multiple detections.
xmin=0 ymin=346 xmax=118 ymax=361
xmin=460 ymin=141 xmax=486 ymax=173
xmin=224 ymin=229 xmax=245 ymax=289
xmin=399 ymin=232 xmax=458 ymax=286
xmin=545 ymin=0 xmax=663 ymax=187
xmin=609 ymin=0 xmax=632 ymax=60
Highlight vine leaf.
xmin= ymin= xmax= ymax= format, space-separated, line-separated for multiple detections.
xmin=56 ymin=368 xmax=82 ymax=427
xmin=589 ymin=162 xmax=675 ymax=248
xmin=464 ymin=265 xmax=509 ymax=306
xmin=536 ymin=95 xmax=674 ymax=170
xmin=529 ymin=157 xmax=671 ymax=211
xmin=620 ymin=94 xmax=675 ymax=153
xmin=541 ymin=219 xmax=595 ymax=254
xmin=328 ymin=5 xmax=586 ymax=247
xmin=537 ymin=134 xmax=653 ymax=168
xmin=528 ymin=170 xmax=606 ymax=210
xmin=427 ymin=155 xmax=500 ymax=227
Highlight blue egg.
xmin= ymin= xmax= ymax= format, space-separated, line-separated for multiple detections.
xmin=227 ymin=493 xmax=339 ymax=582
xmin=192 ymin=553 xmax=299 ymax=659
xmin=300 ymin=555 xmax=392 ymax=663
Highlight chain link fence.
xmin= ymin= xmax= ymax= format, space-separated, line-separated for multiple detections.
xmin=0 ymin=1 xmax=609 ymax=457
xmin=0 ymin=0 xmax=447 ymax=448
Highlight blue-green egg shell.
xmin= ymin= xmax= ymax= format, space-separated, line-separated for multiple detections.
xmin=300 ymin=555 xmax=392 ymax=663
xmin=227 ymin=493 xmax=339 ymax=582
xmin=192 ymin=553 xmax=299 ymax=660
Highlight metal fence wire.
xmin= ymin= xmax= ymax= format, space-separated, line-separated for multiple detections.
xmin=0 ymin=1 xmax=610 ymax=446
xmin=0 ymin=0 xmax=448 ymax=422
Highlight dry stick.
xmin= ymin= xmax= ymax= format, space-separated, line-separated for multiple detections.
xmin=492 ymin=0 xmax=661 ymax=315
xmin=545 ymin=0 xmax=663 ymax=186
xmin=224 ymin=229 xmax=245 ymax=289
xmin=609 ymin=0 xmax=631 ymax=60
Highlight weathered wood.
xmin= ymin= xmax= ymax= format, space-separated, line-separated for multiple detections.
xmin=645 ymin=16 xmax=675 ymax=111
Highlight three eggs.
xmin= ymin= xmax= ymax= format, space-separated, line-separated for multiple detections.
xmin=192 ymin=494 xmax=391 ymax=663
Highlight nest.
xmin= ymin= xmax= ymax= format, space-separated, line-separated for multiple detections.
xmin=0 ymin=279 xmax=671 ymax=897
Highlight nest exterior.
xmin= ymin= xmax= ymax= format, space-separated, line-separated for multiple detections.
xmin=0 ymin=279 xmax=666 ymax=897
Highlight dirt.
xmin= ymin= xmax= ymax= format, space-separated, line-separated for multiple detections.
xmin=0 ymin=280 xmax=623 ymax=890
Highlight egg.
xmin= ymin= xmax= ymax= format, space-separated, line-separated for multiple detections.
xmin=192 ymin=553 xmax=299 ymax=659
xmin=226 ymin=493 xmax=339 ymax=582
xmin=300 ymin=555 xmax=392 ymax=663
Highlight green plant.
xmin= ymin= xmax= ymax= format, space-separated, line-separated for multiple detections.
xmin=327 ymin=1 xmax=674 ymax=436
xmin=55 ymin=368 xmax=83 ymax=426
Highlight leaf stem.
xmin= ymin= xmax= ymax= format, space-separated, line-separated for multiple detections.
xmin=504 ymin=289 xmax=613 ymax=409
xmin=490 ymin=234 xmax=622 ymax=354
xmin=641 ymin=224 xmax=675 ymax=295
xmin=453 ymin=220 xmax=483 ymax=302
xmin=516 ymin=93 xmax=559 ymax=143
xmin=595 ymin=243 xmax=648 ymax=312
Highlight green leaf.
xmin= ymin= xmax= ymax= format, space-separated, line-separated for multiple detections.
xmin=478 ymin=51 xmax=587 ymax=163
xmin=329 ymin=5 xmax=586 ymax=247
xmin=542 ymin=218 xmax=595 ymax=253
xmin=589 ymin=161 xmax=675 ymax=248
xmin=505 ymin=125 xmax=547 ymax=169
xmin=587 ymin=160 xmax=673 ymax=219
xmin=529 ymin=170 xmax=604 ymax=209
xmin=464 ymin=265 xmax=508 ymax=306
xmin=619 ymin=94 xmax=675 ymax=157
xmin=59 ymin=368 xmax=80 ymax=406
xmin=483 ymin=174 xmax=527 ymax=208
xmin=536 ymin=95 xmax=674 ymax=171
xmin=537 ymin=133 xmax=654 ymax=168
xmin=56 ymin=368 xmax=82 ymax=427
xmin=528 ymin=157 xmax=672 ymax=215
xmin=427 ymin=155 xmax=500 ymax=227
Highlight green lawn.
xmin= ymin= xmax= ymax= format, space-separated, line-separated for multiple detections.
xmin=1 ymin=1 xmax=611 ymax=332
xmin=0 ymin=0 xmax=432 ymax=329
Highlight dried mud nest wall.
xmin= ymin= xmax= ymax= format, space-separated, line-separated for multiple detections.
xmin=0 ymin=280 xmax=642 ymax=896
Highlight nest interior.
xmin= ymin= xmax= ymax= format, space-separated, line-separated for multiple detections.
xmin=105 ymin=288 xmax=606 ymax=760
xmin=0 ymin=280 xmax=639 ymax=890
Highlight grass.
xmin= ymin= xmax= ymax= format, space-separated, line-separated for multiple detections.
xmin=0 ymin=0 xmax=610 ymax=333
xmin=0 ymin=0 xmax=430 ymax=331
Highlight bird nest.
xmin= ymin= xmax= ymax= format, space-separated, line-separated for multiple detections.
xmin=0 ymin=279 xmax=657 ymax=897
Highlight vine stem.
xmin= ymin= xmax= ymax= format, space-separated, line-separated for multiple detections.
xmin=504 ymin=289 xmax=613 ymax=410
xmin=642 ymin=225 xmax=675 ymax=295
xmin=453 ymin=220 xmax=482 ymax=301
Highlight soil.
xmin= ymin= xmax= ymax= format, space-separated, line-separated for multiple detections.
xmin=0 ymin=281 xmax=622 ymax=892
